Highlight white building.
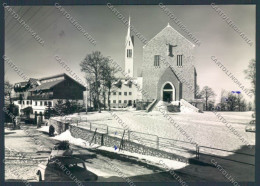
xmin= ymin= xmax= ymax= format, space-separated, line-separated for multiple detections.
xmin=109 ymin=17 xmax=144 ymax=108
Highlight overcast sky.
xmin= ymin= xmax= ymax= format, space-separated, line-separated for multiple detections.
xmin=4 ymin=5 xmax=255 ymax=102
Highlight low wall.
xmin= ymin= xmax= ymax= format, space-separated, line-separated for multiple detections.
xmin=136 ymin=101 xmax=152 ymax=110
xmin=49 ymin=119 xmax=69 ymax=134
xmin=70 ymin=125 xmax=189 ymax=163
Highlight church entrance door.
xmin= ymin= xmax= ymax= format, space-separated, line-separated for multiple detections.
xmin=162 ymin=83 xmax=175 ymax=102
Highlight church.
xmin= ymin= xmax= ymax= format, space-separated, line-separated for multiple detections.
xmin=109 ymin=17 xmax=203 ymax=112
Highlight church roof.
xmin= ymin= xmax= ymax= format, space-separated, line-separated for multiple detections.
xmin=28 ymin=79 xmax=64 ymax=92
xmin=143 ymin=23 xmax=196 ymax=48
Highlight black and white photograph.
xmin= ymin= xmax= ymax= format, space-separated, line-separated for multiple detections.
xmin=2 ymin=1 xmax=256 ymax=185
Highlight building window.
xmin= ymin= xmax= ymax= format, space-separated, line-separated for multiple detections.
xmin=119 ymin=92 xmax=122 ymax=95
xmin=113 ymin=100 xmax=116 ymax=103
xmin=119 ymin=100 xmax=122 ymax=103
xmin=18 ymin=101 xmax=21 ymax=104
xmin=40 ymin=101 xmax=43 ymax=106
xmin=22 ymin=101 xmax=25 ymax=105
xmin=44 ymin=101 xmax=47 ymax=106
xmin=177 ymin=55 xmax=183 ymax=67
xmin=168 ymin=45 xmax=174 ymax=57
xmin=113 ymin=92 xmax=116 ymax=95
xmin=35 ymin=101 xmax=37 ymax=106
xmin=124 ymin=100 xmax=127 ymax=103
xmin=127 ymin=49 xmax=132 ymax=58
xmin=27 ymin=101 xmax=29 ymax=105
xmin=129 ymin=84 xmax=132 ymax=88
xmin=48 ymin=101 xmax=52 ymax=107
xmin=154 ymin=55 xmax=160 ymax=67
xmin=108 ymin=100 xmax=110 ymax=103
xmin=129 ymin=92 xmax=132 ymax=95
xmin=124 ymin=92 xmax=127 ymax=96
xmin=30 ymin=100 xmax=32 ymax=105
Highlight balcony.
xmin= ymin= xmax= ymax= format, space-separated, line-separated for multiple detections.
xmin=27 ymin=94 xmax=54 ymax=100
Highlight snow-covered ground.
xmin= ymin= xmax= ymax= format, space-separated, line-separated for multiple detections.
xmin=53 ymin=130 xmax=188 ymax=172
xmin=55 ymin=110 xmax=255 ymax=153
xmin=52 ymin=130 xmax=99 ymax=149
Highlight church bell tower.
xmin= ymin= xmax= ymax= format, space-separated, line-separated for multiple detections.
xmin=125 ymin=16 xmax=134 ymax=77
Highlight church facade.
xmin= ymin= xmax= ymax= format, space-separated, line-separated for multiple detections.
xmin=109 ymin=18 xmax=201 ymax=111
xmin=142 ymin=23 xmax=197 ymax=103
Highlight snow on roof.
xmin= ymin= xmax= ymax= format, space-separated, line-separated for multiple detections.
xmin=28 ymin=79 xmax=64 ymax=92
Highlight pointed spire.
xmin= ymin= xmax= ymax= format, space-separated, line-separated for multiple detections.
xmin=167 ymin=22 xmax=170 ymax=27
xmin=127 ymin=16 xmax=131 ymax=37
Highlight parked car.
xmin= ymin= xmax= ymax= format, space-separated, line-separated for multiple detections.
xmin=36 ymin=156 xmax=98 ymax=181
xmin=245 ymin=120 xmax=255 ymax=132
xmin=49 ymin=141 xmax=73 ymax=160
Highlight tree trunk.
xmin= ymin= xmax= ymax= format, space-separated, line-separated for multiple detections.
xmin=205 ymin=91 xmax=208 ymax=111
xmin=108 ymin=87 xmax=111 ymax=111
xmin=103 ymin=91 xmax=106 ymax=110
xmin=205 ymin=98 xmax=208 ymax=111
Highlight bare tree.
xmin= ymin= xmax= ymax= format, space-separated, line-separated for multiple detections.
xmin=244 ymin=59 xmax=255 ymax=116
xmin=240 ymin=99 xmax=247 ymax=111
xmin=4 ymin=81 xmax=16 ymax=128
xmin=80 ymin=51 xmax=115 ymax=113
xmin=244 ymin=59 xmax=256 ymax=95
xmin=102 ymin=60 xmax=119 ymax=111
xmin=200 ymin=86 xmax=216 ymax=111
xmin=80 ymin=51 xmax=107 ymax=113
xmin=247 ymin=102 xmax=253 ymax=111
xmin=226 ymin=93 xmax=237 ymax=111
xmin=236 ymin=94 xmax=245 ymax=111
xmin=5 ymin=81 xmax=13 ymax=105
xmin=195 ymin=85 xmax=202 ymax=99
xmin=219 ymin=89 xmax=228 ymax=111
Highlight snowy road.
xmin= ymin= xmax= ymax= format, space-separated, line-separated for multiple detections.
xmin=5 ymin=126 xmax=205 ymax=182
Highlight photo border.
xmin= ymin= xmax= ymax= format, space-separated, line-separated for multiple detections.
xmin=0 ymin=0 xmax=258 ymax=186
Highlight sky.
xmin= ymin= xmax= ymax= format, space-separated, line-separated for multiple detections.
xmin=4 ymin=5 xmax=255 ymax=103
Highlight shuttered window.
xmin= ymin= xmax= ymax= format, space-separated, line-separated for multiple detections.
xmin=127 ymin=49 xmax=132 ymax=58
xmin=177 ymin=55 xmax=183 ymax=67
xmin=154 ymin=55 xmax=160 ymax=67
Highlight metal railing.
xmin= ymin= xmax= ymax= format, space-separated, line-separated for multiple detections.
xmin=64 ymin=116 xmax=255 ymax=166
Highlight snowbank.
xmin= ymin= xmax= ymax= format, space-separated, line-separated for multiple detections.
xmin=37 ymin=126 xmax=58 ymax=134
xmin=37 ymin=126 xmax=49 ymax=133
xmin=53 ymin=130 xmax=187 ymax=171
xmin=99 ymin=146 xmax=187 ymax=170
xmin=52 ymin=130 xmax=98 ymax=148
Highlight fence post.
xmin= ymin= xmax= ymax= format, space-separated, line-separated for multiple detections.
xmin=198 ymin=146 xmax=200 ymax=160
xmin=90 ymin=128 xmax=97 ymax=145
xmin=119 ymin=130 xmax=125 ymax=151
xmin=101 ymin=134 xmax=104 ymax=146
xmin=195 ymin=145 xmax=197 ymax=159
xmin=106 ymin=126 xmax=109 ymax=134
xmin=196 ymin=144 xmax=200 ymax=159
xmin=156 ymin=136 xmax=159 ymax=149
xmin=128 ymin=130 xmax=130 ymax=141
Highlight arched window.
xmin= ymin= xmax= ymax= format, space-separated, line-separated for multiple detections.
xmin=163 ymin=83 xmax=173 ymax=89
xmin=162 ymin=83 xmax=175 ymax=102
